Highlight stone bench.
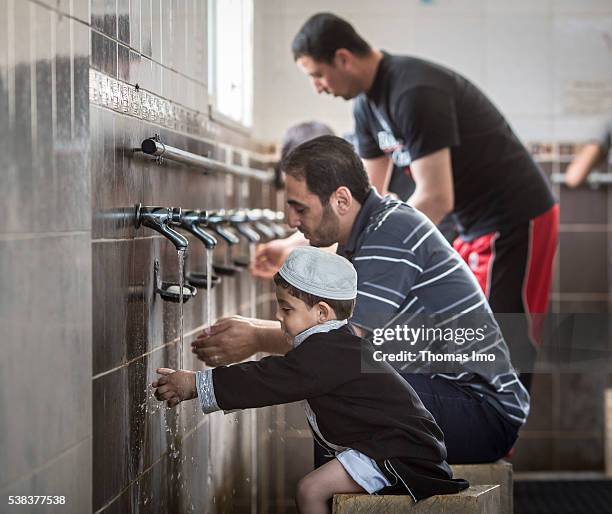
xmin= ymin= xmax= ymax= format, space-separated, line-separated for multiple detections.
xmin=451 ymin=460 xmax=513 ymax=514
xmin=333 ymin=484 xmax=500 ymax=514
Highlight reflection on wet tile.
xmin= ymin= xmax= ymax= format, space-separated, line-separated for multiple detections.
xmin=91 ymin=31 xmax=117 ymax=78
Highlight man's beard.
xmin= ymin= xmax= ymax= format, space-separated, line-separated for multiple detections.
xmin=308 ymin=203 xmax=340 ymax=247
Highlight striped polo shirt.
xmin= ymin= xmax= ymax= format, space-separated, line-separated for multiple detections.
xmin=338 ymin=190 xmax=530 ymax=426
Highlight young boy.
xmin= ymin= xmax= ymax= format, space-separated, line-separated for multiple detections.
xmin=152 ymin=247 xmax=467 ymax=512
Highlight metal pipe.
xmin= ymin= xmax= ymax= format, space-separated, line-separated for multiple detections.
xmin=551 ymin=172 xmax=612 ymax=187
xmin=141 ymin=138 xmax=274 ymax=182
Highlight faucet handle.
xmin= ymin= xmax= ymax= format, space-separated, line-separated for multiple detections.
xmin=170 ymin=207 xmax=182 ymax=224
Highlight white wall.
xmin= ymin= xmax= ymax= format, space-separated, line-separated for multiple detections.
xmin=253 ymin=0 xmax=612 ymax=145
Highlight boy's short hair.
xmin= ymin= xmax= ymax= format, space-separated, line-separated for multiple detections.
xmin=274 ymin=273 xmax=356 ymax=320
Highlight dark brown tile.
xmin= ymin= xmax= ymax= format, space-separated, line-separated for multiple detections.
xmin=559 ymin=231 xmax=608 ymax=294
xmin=560 ymin=185 xmax=608 ymax=224
xmin=522 ymin=373 xmax=554 ymax=432
xmin=511 ymin=436 xmax=555 ymax=471
xmin=557 ymin=373 xmax=606 ymax=433
xmin=556 ymin=436 xmax=604 ymax=471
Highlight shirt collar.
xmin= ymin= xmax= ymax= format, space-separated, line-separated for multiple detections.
xmin=366 ymin=50 xmax=391 ymax=103
xmin=338 ymin=189 xmax=385 ymax=259
xmin=293 ymin=319 xmax=348 ymax=348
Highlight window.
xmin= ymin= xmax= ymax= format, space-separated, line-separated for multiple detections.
xmin=208 ymin=0 xmax=254 ymax=128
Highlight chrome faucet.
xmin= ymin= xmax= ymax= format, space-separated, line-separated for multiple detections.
xmin=175 ymin=210 xmax=218 ymax=249
xmin=207 ymin=210 xmax=240 ymax=246
xmin=134 ymin=203 xmax=188 ymax=251
xmin=228 ymin=210 xmax=261 ymax=244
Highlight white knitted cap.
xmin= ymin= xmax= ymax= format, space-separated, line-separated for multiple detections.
xmin=278 ymin=247 xmax=357 ymax=300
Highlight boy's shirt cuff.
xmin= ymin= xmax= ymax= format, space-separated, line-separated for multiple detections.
xmin=196 ymin=370 xmax=221 ymax=414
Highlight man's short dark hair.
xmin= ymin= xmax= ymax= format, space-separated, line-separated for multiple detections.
xmin=273 ymin=273 xmax=355 ymax=321
xmin=281 ymin=121 xmax=335 ymax=160
xmin=280 ymin=135 xmax=371 ymax=205
xmin=292 ymin=13 xmax=371 ymax=64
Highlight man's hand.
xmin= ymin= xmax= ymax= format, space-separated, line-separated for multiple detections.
xmin=191 ymin=316 xmax=261 ymax=366
xmin=152 ymin=368 xmax=197 ymax=408
xmin=250 ymin=232 xmax=307 ymax=279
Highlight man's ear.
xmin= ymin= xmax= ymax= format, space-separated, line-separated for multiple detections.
xmin=331 ymin=187 xmax=353 ymax=215
xmin=317 ymin=301 xmax=335 ymax=322
xmin=334 ymin=48 xmax=353 ymax=68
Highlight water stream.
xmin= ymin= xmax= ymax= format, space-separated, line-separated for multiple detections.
xmin=206 ymin=248 xmax=213 ymax=332
xmin=177 ymin=249 xmax=186 ymax=370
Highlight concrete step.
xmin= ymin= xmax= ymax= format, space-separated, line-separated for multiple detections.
xmin=451 ymin=460 xmax=513 ymax=514
xmin=333 ymin=484 xmax=500 ymax=514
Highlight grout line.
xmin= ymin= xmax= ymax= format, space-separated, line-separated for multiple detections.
xmin=27 ymin=0 xmax=90 ymax=29
xmin=92 ymin=292 xmax=278 ymax=381
xmin=93 ymin=452 xmax=165 ymax=514
xmin=0 ymin=231 xmax=90 ymax=241
xmin=92 ymin=323 xmax=205 ymax=381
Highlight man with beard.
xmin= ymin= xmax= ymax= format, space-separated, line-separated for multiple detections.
xmin=192 ymin=135 xmax=528 ymax=465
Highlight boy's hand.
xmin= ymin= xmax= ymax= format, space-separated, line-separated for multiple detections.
xmin=151 ymin=368 xmax=197 ymax=408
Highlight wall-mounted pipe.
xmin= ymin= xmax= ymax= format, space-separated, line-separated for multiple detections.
xmin=141 ymin=138 xmax=274 ymax=183
xmin=551 ymin=172 xmax=612 ymax=188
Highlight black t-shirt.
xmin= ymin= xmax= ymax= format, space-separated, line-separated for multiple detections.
xmin=354 ymin=52 xmax=555 ymax=240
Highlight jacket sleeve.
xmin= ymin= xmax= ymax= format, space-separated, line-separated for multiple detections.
xmin=210 ymin=336 xmax=355 ymax=411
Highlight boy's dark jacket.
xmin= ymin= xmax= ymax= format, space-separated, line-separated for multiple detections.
xmin=212 ymin=325 xmax=468 ymax=500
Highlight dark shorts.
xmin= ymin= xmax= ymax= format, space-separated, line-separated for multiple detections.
xmin=453 ymin=205 xmax=559 ymax=389
xmin=315 ymin=374 xmax=520 ymax=467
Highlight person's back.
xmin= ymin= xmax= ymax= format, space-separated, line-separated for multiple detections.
xmin=354 ymin=52 xmax=554 ymax=238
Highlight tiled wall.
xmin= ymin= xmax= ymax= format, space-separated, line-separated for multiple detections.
xmin=0 ymin=0 xmax=92 ymax=512
xmin=2 ymin=1 xmax=303 ymax=513
xmin=87 ymin=2 xmax=288 ymax=513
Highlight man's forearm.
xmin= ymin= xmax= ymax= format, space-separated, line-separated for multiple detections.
xmin=408 ymin=192 xmax=451 ymax=225
xmin=253 ymin=319 xmax=292 ymax=355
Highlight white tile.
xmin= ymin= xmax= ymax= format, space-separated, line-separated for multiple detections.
xmin=553 ymin=114 xmax=610 ymax=141
xmin=485 ymin=0 xmax=551 ymax=14
xmin=552 ymin=0 xmax=612 ymax=15
xmin=413 ymin=0 xmax=484 ymax=15
xmin=551 ymin=15 xmax=612 ymax=116
xmin=484 ymin=13 xmax=553 ymax=117
xmin=505 ymin=115 xmax=554 ymax=142
xmin=411 ymin=15 xmax=485 ymax=85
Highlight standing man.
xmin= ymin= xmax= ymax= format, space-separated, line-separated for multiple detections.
xmin=290 ymin=13 xmax=559 ymax=385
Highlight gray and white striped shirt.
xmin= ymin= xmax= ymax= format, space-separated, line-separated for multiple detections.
xmin=338 ymin=191 xmax=530 ymax=426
